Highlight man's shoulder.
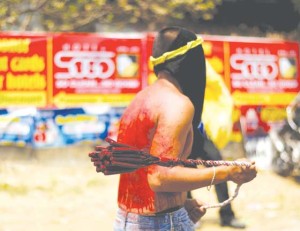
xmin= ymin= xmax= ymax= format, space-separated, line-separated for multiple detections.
xmin=166 ymin=92 xmax=193 ymax=110
xmin=160 ymin=93 xmax=194 ymax=122
xmin=134 ymin=84 xmax=193 ymax=112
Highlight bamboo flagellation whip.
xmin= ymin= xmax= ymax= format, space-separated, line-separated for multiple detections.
xmin=89 ymin=138 xmax=251 ymax=209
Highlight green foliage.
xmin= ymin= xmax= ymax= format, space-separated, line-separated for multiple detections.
xmin=0 ymin=0 xmax=223 ymax=32
xmin=1 ymin=0 xmax=299 ymax=33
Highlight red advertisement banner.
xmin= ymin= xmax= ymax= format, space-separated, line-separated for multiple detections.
xmin=0 ymin=34 xmax=49 ymax=107
xmin=202 ymin=36 xmax=300 ymax=106
xmin=51 ymin=33 xmax=146 ymax=107
xmin=0 ymin=32 xmax=299 ymax=110
xmin=229 ymin=40 xmax=299 ymax=93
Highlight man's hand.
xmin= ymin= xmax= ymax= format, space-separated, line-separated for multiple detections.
xmin=228 ymin=159 xmax=257 ymax=185
xmin=184 ymin=198 xmax=206 ymax=223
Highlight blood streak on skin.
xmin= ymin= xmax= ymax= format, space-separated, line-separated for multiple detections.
xmin=117 ymin=109 xmax=157 ymax=213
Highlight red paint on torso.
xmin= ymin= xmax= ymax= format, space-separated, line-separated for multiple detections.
xmin=117 ymin=105 xmax=157 ymax=213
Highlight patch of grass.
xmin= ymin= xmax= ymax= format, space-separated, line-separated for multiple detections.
xmin=86 ymin=178 xmax=103 ymax=187
xmin=0 ymin=183 xmax=29 ymax=195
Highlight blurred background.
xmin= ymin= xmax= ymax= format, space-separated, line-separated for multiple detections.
xmin=0 ymin=0 xmax=300 ymax=231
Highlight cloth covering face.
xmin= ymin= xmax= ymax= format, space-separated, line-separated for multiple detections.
xmin=153 ymin=28 xmax=206 ymax=126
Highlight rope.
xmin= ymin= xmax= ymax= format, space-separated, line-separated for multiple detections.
xmin=184 ymin=159 xmax=251 ymax=168
xmin=201 ymin=184 xmax=242 ymax=209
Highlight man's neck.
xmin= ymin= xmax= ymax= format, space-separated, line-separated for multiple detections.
xmin=157 ymin=71 xmax=182 ymax=92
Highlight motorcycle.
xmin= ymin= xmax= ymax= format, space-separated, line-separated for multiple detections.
xmin=269 ymin=94 xmax=300 ymax=177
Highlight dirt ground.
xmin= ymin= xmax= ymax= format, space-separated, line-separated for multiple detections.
xmin=0 ymin=144 xmax=300 ymax=231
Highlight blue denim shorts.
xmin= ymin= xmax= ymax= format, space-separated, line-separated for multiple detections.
xmin=113 ymin=207 xmax=195 ymax=231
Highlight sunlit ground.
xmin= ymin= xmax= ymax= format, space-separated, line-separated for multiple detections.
xmin=0 ymin=145 xmax=300 ymax=231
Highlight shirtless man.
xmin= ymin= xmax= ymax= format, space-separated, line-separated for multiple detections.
xmin=111 ymin=27 xmax=257 ymax=230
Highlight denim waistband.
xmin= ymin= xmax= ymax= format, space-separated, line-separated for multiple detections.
xmin=114 ymin=207 xmax=195 ymax=231
xmin=117 ymin=207 xmax=188 ymax=224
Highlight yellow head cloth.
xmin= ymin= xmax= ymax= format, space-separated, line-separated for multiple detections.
xmin=150 ymin=37 xmax=204 ymax=67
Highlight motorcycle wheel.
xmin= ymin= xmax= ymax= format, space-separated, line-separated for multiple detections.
xmin=271 ymin=152 xmax=294 ymax=177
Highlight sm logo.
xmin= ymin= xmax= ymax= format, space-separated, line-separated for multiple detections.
xmin=230 ymin=54 xmax=278 ymax=80
xmin=54 ymin=50 xmax=116 ymax=79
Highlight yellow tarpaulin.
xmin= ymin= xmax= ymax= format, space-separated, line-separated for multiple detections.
xmin=202 ymin=60 xmax=234 ymax=149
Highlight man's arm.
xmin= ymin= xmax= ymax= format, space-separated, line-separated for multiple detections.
xmin=147 ymin=97 xmax=256 ymax=192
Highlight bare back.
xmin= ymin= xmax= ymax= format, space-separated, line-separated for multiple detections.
xmin=117 ymin=78 xmax=194 ymax=214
